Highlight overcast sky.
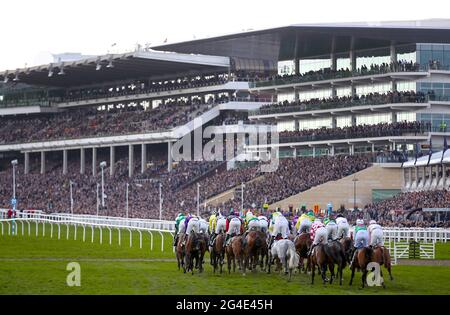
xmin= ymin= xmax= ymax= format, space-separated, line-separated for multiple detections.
xmin=1 ymin=0 xmax=448 ymax=71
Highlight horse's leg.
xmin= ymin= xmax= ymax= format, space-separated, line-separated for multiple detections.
xmin=311 ymin=262 xmax=315 ymax=285
xmin=227 ymin=252 xmax=231 ymax=274
xmin=349 ymin=265 xmax=355 ymax=286
xmin=329 ymin=263 xmax=334 ymax=284
xmin=321 ymin=263 xmax=328 ymax=284
xmin=380 ymin=269 xmax=386 ymax=289
xmin=361 ymin=268 xmax=367 ymax=288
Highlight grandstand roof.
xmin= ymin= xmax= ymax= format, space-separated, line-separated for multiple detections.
xmin=0 ymin=51 xmax=230 ymax=88
xmin=152 ymin=19 xmax=450 ymax=61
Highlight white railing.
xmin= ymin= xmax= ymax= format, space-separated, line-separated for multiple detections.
xmin=0 ymin=212 xmax=175 ymax=252
xmin=390 ymin=241 xmax=436 ymax=265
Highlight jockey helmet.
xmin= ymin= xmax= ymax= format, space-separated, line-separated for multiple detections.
xmin=356 ymin=219 xmax=364 ymax=226
xmin=307 ymin=210 xmax=314 ymax=217
xmin=369 ymin=220 xmax=377 ymax=225
xmin=323 ymin=218 xmax=330 ymax=225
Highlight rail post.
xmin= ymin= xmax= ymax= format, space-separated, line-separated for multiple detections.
xmin=148 ymin=230 xmax=154 ymax=251
xmin=158 ymin=231 xmax=164 ymax=252
xmin=138 ymin=230 xmax=142 ymax=249
xmin=83 ymin=225 xmax=86 ymax=242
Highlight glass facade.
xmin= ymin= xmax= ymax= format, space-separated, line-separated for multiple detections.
xmin=336 ymin=116 xmax=352 ymax=128
xmin=416 ymin=43 xmax=450 ymax=69
xmin=299 ymin=117 xmax=332 ymax=130
xmin=417 ymin=113 xmax=450 ymax=130
xmin=299 ymin=89 xmax=332 ymax=101
xmin=356 ymin=113 xmax=392 ymax=125
xmin=397 ymin=112 xmax=417 ymax=122
xmin=277 ymin=120 xmax=296 ymax=132
xmin=355 ymin=83 xmax=391 ymax=95
xmin=417 ymin=82 xmax=450 ymax=98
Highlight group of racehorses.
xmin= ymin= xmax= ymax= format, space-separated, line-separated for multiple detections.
xmin=174 ymin=227 xmax=394 ymax=288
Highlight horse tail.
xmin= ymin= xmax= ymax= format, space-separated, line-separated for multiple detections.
xmin=288 ymin=244 xmax=299 ymax=270
xmin=365 ymin=246 xmax=373 ymax=262
xmin=323 ymin=243 xmax=339 ymax=263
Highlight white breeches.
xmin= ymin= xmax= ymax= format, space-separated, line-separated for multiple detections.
xmin=248 ymin=220 xmax=260 ymax=231
xmin=337 ymin=222 xmax=349 ymax=238
xmin=186 ymin=218 xmax=200 ymax=235
xmin=299 ymin=219 xmax=312 ymax=234
xmin=215 ymin=218 xmax=227 ymax=234
xmin=326 ymin=223 xmax=338 ymax=240
xmin=370 ymin=228 xmax=384 ymax=247
xmin=227 ymin=218 xmax=241 ymax=235
xmin=313 ymin=227 xmax=328 ymax=246
xmin=272 ymin=218 xmax=289 ymax=238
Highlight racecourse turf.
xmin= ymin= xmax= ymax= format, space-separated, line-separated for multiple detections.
xmin=0 ymin=223 xmax=449 ymax=295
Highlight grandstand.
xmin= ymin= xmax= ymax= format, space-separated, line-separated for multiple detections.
xmin=2 ymin=19 xmax=450 ymax=226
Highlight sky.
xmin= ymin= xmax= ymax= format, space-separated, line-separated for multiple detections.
xmin=1 ymin=0 xmax=449 ymax=71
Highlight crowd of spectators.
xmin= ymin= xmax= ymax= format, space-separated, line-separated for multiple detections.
xmin=2 ymin=152 xmax=450 ymax=227
xmin=279 ymin=121 xmax=429 ymax=143
xmin=359 ymin=190 xmax=450 ymax=228
xmin=256 ymin=90 xmax=428 ymax=115
xmin=0 ymin=95 xmax=233 ymax=144
xmin=253 ymin=60 xmax=421 ymax=87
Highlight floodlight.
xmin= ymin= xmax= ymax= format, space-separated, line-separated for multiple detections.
xmin=100 ymin=161 xmax=107 ymax=168
xmin=11 ymin=159 xmax=18 ymax=165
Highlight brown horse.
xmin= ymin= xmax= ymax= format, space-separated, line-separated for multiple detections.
xmin=176 ymin=233 xmax=186 ymax=272
xmin=310 ymin=244 xmax=329 ymax=284
xmin=294 ymin=233 xmax=312 ymax=273
xmin=211 ymin=232 xmax=225 ymax=274
xmin=372 ymin=245 xmax=394 ymax=282
xmin=323 ymin=240 xmax=347 ymax=285
xmin=340 ymin=236 xmax=354 ymax=265
xmin=349 ymin=246 xmax=374 ymax=288
xmin=184 ymin=232 xmax=207 ymax=275
xmin=243 ymin=231 xmax=267 ymax=274
xmin=226 ymin=235 xmax=245 ymax=274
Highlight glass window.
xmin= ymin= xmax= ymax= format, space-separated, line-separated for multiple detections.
xmin=277 ymin=120 xmax=296 ymax=132
xmin=397 ymin=112 xmax=416 ymax=122
xmin=336 ymin=116 xmax=352 ymax=128
xmin=277 ymin=92 xmax=295 ymax=103
xmin=299 ymin=89 xmax=332 ymax=102
xmin=356 ymin=113 xmax=392 ymax=125
xmin=299 ymin=118 xmax=332 ymax=130
xmin=300 ymin=58 xmax=331 ymax=74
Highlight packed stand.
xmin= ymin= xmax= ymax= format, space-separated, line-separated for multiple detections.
xmin=254 ymin=90 xmax=427 ymax=115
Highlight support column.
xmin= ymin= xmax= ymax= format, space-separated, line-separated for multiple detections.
xmin=392 ymin=112 xmax=397 ymax=123
xmin=294 ymin=87 xmax=300 ymax=102
xmin=294 ymin=58 xmax=300 ymax=75
xmin=331 ymin=84 xmax=337 ymax=97
xmin=390 ymin=40 xmax=397 ymax=66
xmin=168 ymin=141 xmax=173 ymax=172
xmin=351 ymin=115 xmax=357 ymax=127
xmin=110 ymin=146 xmax=115 ymax=176
xmin=312 ymin=147 xmax=316 ymax=157
xmin=63 ymin=149 xmax=68 ymax=175
xmin=24 ymin=152 xmax=30 ymax=174
xmin=350 ymin=144 xmax=355 ymax=156
xmin=332 ymin=117 xmax=337 ymax=129
xmin=92 ymin=147 xmax=97 ymax=176
xmin=371 ymin=143 xmax=375 ymax=154
xmin=292 ymin=147 xmax=297 ymax=157
xmin=330 ymin=36 xmax=337 ymax=71
xmin=128 ymin=144 xmax=134 ymax=178
xmin=443 ymin=164 xmax=447 ymax=187
xmin=40 ymin=151 xmax=46 ymax=174
xmin=351 ymin=83 xmax=356 ymax=97
xmin=330 ymin=145 xmax=335 ymax=156
xmin=141 ymin=143 xmax=147 ymax=174
xmin=80 ymin=148 xmax=85 ymax=175
xmin=415 ymin=166 xmax=419 ymax=187
xmin=349 ymin=36 xmax=357 ymax=71
xmin=294 ymin=120 xmax=300 ymax=131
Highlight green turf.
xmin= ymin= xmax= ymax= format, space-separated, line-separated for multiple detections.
xmin=0 ymin=222 xmax=449 ymax=295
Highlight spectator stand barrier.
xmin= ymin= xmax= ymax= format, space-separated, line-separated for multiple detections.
xmin=0 ymin=212 xmax=176 ymax=253
xmin=349 ymin=227 xmax=450 ymax=243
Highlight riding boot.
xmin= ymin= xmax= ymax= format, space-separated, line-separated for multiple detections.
xmin=307 ymin=244 xmax=316 ymax=257
xmin=173 ymin=234 xmax=178 ymax=247
xmin=209 ymin=233 xmax=216 ymax=247
xmin=350 ymin=248 xmax=357 ymax=266
xmin=269 ymin=236 xmax=275 ymax=249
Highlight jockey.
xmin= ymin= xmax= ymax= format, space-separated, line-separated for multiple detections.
xmin=351 ymin=219 xmax=369 ymax=264
xmin=183 ymin=214 xmax=200 ymax=245
xmin=268 ymin=208 xmax=282 ymax=234
xmin=368 ymin=219 xmax=384 ymax=247
xmin=295 ymin=210 xmax=314 ymax=234
xmin=324 ymin=216 xmax=338 ymax=241
xmin=199 ymin=217 xmax=209 ymax=236
xmin=336 ymin=213 xmax=350 ymax=238
xmin=269 ymin=212 xmax=290 ymax=249
xmin=210 ymin=211 xmax=227 ymax=247
xmin=245 ymin=210 xmax=260 ymax=232
xmin=173 ymin=212 xmax=186 ymax=246
xmin=308 ymin=218 xmax=327 ymax=256
xmin=209 ymin=211 xmax=217 ymax=235
xmin=225 ymin=209 xmax=242 ymax=246
xmin=258 ymin=215 xmax=269 ymax=234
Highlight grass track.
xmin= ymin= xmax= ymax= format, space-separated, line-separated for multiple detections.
xmin=0 ymin=223 xmax=449 ymax=294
